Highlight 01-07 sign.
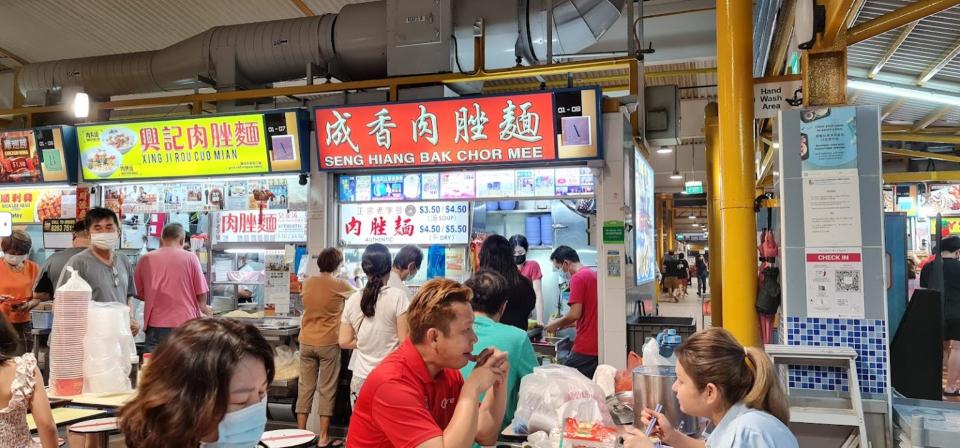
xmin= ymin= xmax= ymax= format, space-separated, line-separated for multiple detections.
xmin=317 ymin=92 xmax=557 ymax=170
xmin=339 ymin=202 xmax=470 ymax=246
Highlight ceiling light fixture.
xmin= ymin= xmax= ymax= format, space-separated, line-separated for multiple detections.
xmin=689 ymin=215 xmax=697 ymax=219
xmin=671 ymin=147 xmax=683 ymax=179
xmin=73 ymin=92 xmax=90 ymax=118
xmin=847 ymin=78 xmax=960 ymax=107
xmin=657 ymin=147 xmax=673 ymax=154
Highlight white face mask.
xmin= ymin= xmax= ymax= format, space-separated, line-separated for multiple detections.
xmin=90 ymin=232 xmax=119 ymax=250
xmin=4 ymin=254 xmax=26 ymax=266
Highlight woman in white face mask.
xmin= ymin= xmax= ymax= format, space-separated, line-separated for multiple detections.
xmin=118 ymin=319 xmax=275 ymax=447
xmin=0 ymin=230 xmax=41 ymax=355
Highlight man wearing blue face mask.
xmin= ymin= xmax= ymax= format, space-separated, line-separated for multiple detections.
xmin=119 ymin=318 xmax=275 ymax=448
xmin=58 ymin=207 xmax=139 ymax=336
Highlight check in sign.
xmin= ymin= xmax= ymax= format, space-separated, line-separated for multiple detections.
xmin=340 ymin=202 xmax=470 ymax=246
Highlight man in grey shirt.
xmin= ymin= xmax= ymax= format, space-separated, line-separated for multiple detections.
xmin=58 ymin=207 xmax=139 ymax=335
xmin=33 ymin=221 xmax=90 ymax=301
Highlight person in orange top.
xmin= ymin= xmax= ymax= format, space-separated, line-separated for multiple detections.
xmin=297 ymin=247 xmax=354 ymax=447
xmin=0 ymin=230 xmax=41 ymax=355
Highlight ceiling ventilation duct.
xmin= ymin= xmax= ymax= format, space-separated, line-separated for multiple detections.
xmin=18 ymin=0 xmax=625 ymax=104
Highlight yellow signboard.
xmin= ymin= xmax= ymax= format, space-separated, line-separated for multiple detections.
xmin=77 ymin=115 xmax=270 ymax=180
xmin=0 ymin=187 xmax=78 ymax=224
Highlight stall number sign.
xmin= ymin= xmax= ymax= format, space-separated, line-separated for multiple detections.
xmin=340 ymin=202 xmax=470 ymax=246
xmin=216 ymin=210 xmax=307 ymax=243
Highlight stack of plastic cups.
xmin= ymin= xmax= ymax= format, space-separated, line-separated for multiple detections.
xmin=50 ymin=268 xmax=90 ymax=396
xmin=540 ymin=214 xmax=554 ymax=246
xmin=525 ymin=216 xmax=542 ymax=246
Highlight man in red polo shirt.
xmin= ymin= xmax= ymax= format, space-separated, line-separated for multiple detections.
xmin=545 ymin=245 xmax=599 ymax=379
xmin=347 ymin=278 xmax=509 ymax=447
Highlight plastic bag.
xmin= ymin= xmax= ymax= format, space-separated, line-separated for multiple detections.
xmin=82 ymin=301 xmax=136 ymax=394
xmin=273 ymin=345 xmax=300 ymax=381
xmin=511 ymin=365 xmax=613 ymax=434
xmin=642 ymin=337 xmax=676 ymax=367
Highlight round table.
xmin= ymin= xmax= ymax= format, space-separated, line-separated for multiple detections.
xmin=67 ymin=417 xmax=118 ymax=448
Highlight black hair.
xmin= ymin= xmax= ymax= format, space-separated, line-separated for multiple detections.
xmin=479 ymin=235 xmax=525 ymax=289
xmin=0 ymin=313 xmax=19 ymax=361
xmin=360 ymin=244 xmax=393 ymax=317
xmin=84 ymin=207 xmax=119 ymax=230
xmin=72 ymin=221 xmax=87 ymax=234
xmin=508 ymin=234 xmax=529 ymax=251
xmin=464 ymin=269 xmax=508 ymax=317
xmin=550 ymin=245 xmax=580 ymax=264
xmin=393 ymin=245 xmax=424 ymax=271
xmin=942 ymin=235 xmax=960 ymax=253
xmin=678 ymin=252 xmax=686 ymax=259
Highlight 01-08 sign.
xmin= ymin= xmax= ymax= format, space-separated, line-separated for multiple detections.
xmin=339 ymin=202 xmax=470 ymax=246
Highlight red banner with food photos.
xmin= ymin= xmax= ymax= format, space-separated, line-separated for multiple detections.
xmin=316 ymin=92 xmax=559 ymax=170
xmin=0 ymin=130 xmax=42 ymax=183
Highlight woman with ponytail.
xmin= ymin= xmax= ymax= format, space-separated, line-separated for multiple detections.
xmin=339 ymin=244 xmax=410 ymax=408
xmin=624 ymin=328 xmax=797 ymax=448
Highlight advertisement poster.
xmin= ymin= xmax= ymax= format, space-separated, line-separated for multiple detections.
xmin=421 ymin=173 xmax=440 ymax=200
xmin=121 ymin=215 xmax=146 ymax=249
xmin=77 ymin=114 xmax=271 ymax=180
xmin=634 ymin=153 xmax=657 ymax=284
xmin=801 ymin=171 xmax=863 ymax=247
xmin=355 ymin=176 xmax=372 ymax=202
xmin=42 ymin=218 xmax=76 ymax=250
xmin=476 ymin=170 xmax=516 ymax=198
xmin=805 ymin=247 xmax=865 ymax=319
xmin=534 ymin=169 xmax=555 ymax=196
xmin=268 ymin=179 xmax=288 ymax=209
xmin=555 ymin=167 xmax=595 ymax=195
xmin=440 ymin=172 xmax=476 ymax=199
xmin=339 ymin=202 xmax=470 ymax=246
xmin=919 ymin=185 xmax=960 ymax=216
xmin=371 ymin=174 xmax=406 ymax=201
xmin=0 ymin=187 xmax=79 ymax=224
xmin=799 ymin=107 xmax=858 ymax=172
xmin=0 ymin=130 xmax=41 ymax=183
xmin=516 ymin=170 xmax=535 ymax=196
xmin=215 ymin=210 xmax=308 ymax=243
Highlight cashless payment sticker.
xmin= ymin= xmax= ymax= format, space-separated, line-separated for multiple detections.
xmin=0 ymin=212 xmax=11 ymax=237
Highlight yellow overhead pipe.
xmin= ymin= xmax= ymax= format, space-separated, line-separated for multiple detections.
xmin=716 ymin=0 xmax=759 ymax=346
xmin=882 ymin=147 xmax=960 ymax=163
xmin=847 ymin=0 xmax=960 ymax=46
xmin=704 ymin=102 xmax=723 ymax=328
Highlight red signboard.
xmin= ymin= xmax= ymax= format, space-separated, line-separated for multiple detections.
xmin=316 ymin=92 xmax=560 ymax=170
xmin=0 ymin=130 xmax=41 ymax=183
xmin=806 ymin=253 xmax=862 ymax=262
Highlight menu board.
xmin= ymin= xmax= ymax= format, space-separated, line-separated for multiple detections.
xmin=102 ymin=177 xmax=308 ymax=214
xmin=0 ymin=127 xmax=73 ymax=184
xmin=215 ymin=210 xmax=308 ymax=243
xmin=316 ymin=88 xmax=602 ymax=171
xmin=337 ymin=167 xmax=596 ymax=202
xmin=77 ymin=110 xmax=308 ymax=181
xmin=0 ymin=187 xmax=85 ymax=224
xmin=340 ymin=202 xmax=470 ymax=246
xmin=634 ymin=153 xmax=657 ymax=285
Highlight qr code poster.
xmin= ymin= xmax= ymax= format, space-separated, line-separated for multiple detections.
xmin=805 ymin=247 xmax=865 ymax=319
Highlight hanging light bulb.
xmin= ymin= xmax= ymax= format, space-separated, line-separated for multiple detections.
xmin=73 ymin=92 xmax=90 ymax=118
xmin=670 ymin=147 xmax=682 ymax=179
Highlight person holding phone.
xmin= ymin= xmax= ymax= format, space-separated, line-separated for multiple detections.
xmin=0 ymin=230 xmax=41 ymax=355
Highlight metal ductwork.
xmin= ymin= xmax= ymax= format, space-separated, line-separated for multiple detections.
xmin=18 ymin=0 xmax=625 ymax=103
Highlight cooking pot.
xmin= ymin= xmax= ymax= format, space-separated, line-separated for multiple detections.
xmin=632 ymin=366 xmax=701 ymax=435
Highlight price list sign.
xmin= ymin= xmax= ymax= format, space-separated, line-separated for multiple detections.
xmin=339 ymin=201 xmax=470 ymax=246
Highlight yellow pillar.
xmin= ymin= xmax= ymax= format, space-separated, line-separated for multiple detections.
xmin=716 ymin=0 xmax=759 ymax=346
xmin=665 ymin=196 xmax=676 ymax=252
xmin=704 ymin=102 xmax=723 ymax=328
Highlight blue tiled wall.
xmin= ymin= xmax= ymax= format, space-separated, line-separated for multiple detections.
xmin=785 ymin=317 xmax=888 ymax=394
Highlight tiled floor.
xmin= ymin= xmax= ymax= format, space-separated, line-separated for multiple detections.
xmin=656 ymin=288 xmax=712 ymax=332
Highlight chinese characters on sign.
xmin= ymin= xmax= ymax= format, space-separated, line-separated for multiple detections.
xmin=0 ymin=130 xmax=41 ymax=183
xmin=77 ymin=115 xmax=272 ymax=180
xmin=339 ymin=202 xmax=470 ymax=246
xmin=215 ymin=210 xmax=308 ymax=243
xmin=317 ymin=92 xmax=558 ymax=170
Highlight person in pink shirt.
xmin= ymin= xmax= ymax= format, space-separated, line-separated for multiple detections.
xmin=510 ymin=235 xmax=544 ymax=324
xmin=134 ymin=223 xmax=211 ymax=353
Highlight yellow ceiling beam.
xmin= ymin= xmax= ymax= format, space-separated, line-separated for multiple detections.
xmin=884 ymin=124 xmax=960 ymax=133
xmin=868 ymin=20 xmax=919 ymax=78
xmin=882 ymin=132 xmax=960 ymax=144
xmin=289 ymin=0 xmax=315 ymax=16
xmin=918 ymin=38 xmax=960 ymax=85
xmin=912 ymin=105 xmax=954 ymax=131
xmin=880 ymin=98 xmax=908 ymax=120
xmin=882 ymin=146 xmax=960 ymax=163
xmin=848 ymin=0 xmax=960 ymax=46
xmin=820 ymin=0 xmax=858 ymax=48
xmin=883 ymin=170 xmax=960 ymax=183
